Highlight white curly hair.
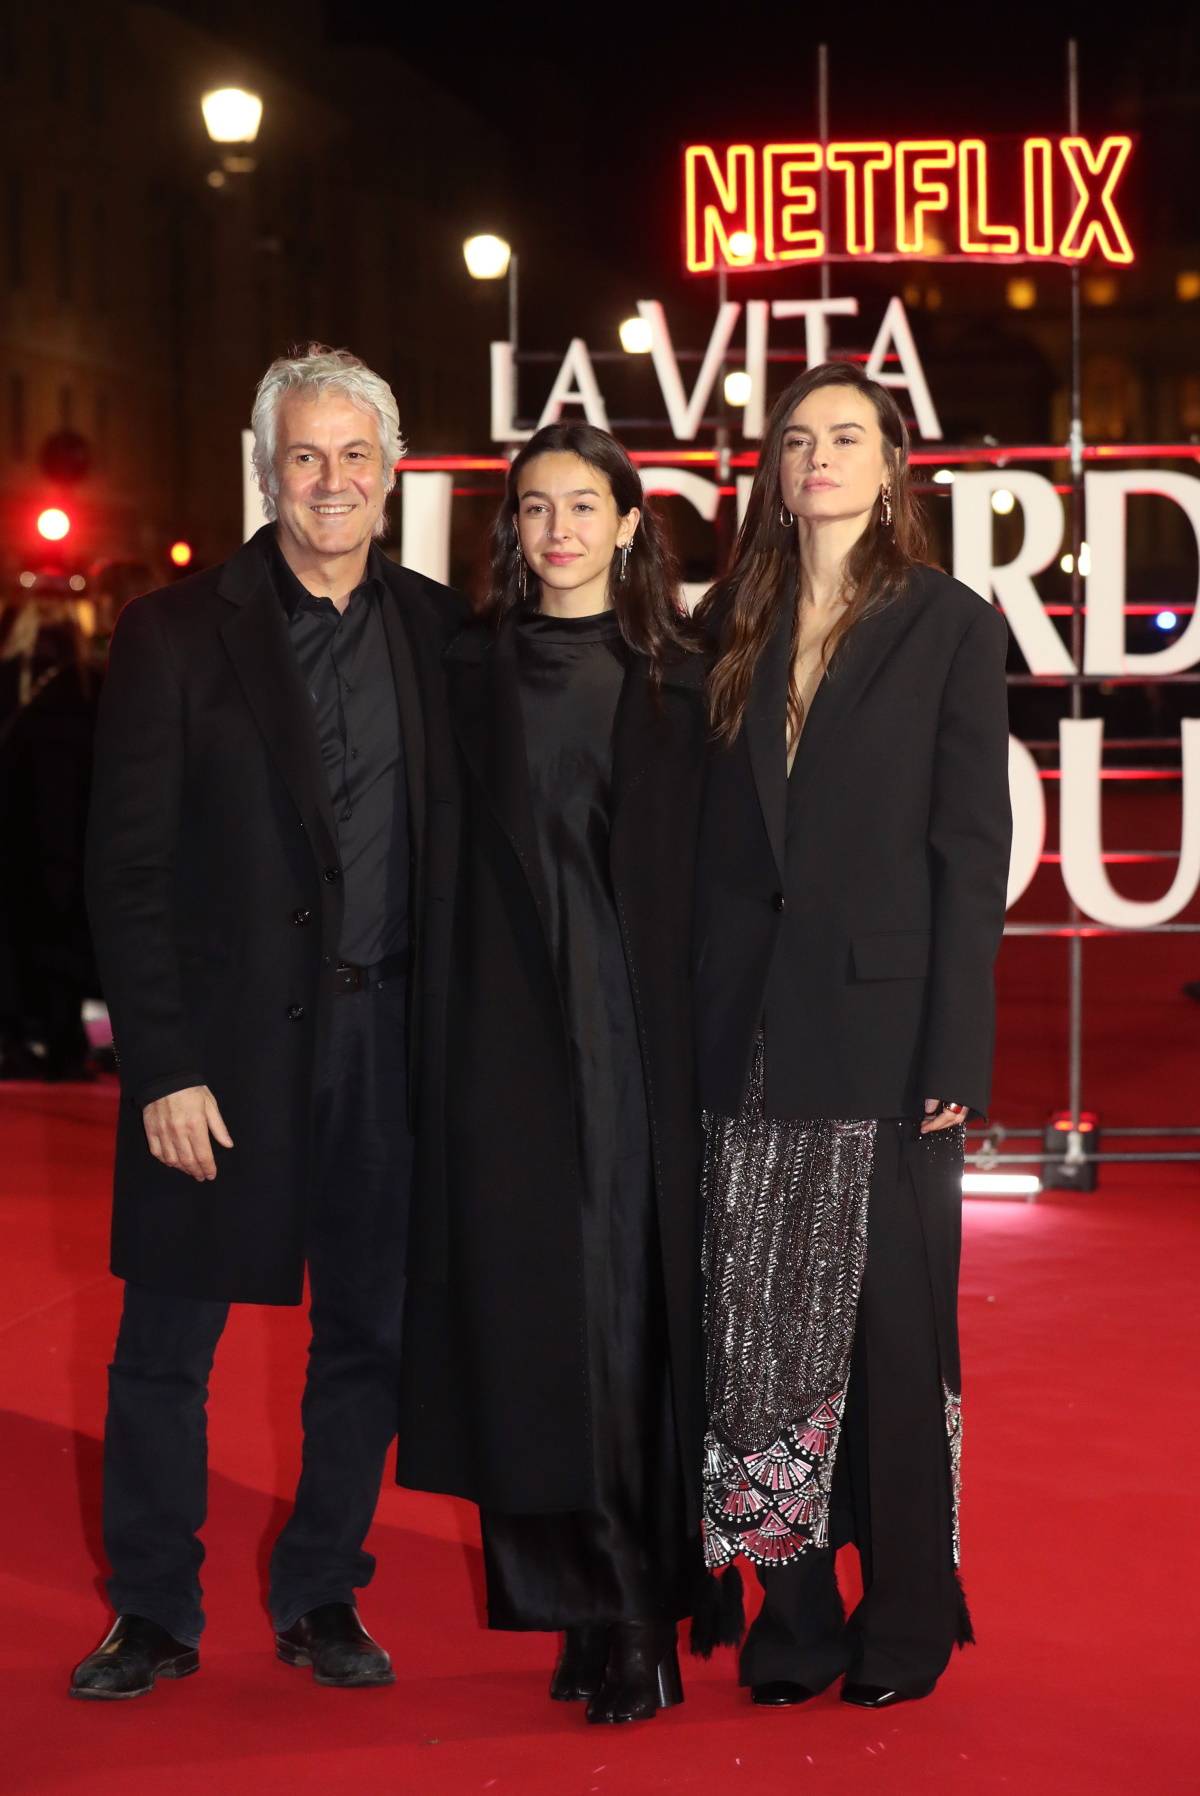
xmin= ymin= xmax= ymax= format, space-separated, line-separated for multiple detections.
xmin=250 ymin=343 xmax=406 ymax=531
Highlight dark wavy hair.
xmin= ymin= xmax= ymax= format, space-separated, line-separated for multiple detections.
xmin=479 ymin=421 xmax=694 ymax=678
xmin=697 ymin=362 xmax=929 ymax=746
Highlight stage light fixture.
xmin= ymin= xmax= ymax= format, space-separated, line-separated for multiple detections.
xmin=1042 ymin=1112 xmax=1100 ymax=1192
xmin=619 ymin=317 xmax=652 ymax=354
xmin=723 ymin=370 xmax=752 ymax=407
xmin=463 ymin=234 xmax=512 ymax=280
xmin=990 ymin=488 xmax=1015 ymax=515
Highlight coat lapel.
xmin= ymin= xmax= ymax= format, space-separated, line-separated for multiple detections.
xmin=787 ymin=589 xmax=926 ymax=818
xmin=743 ymin=603 xmax=791 ymax=882
xmin=378 ymin=568 xmax=427 ymax=866
xmin=217 ymin=532 xmax=339 ymax=873
xmin=446 ymin=617 xmax=550 ymax=927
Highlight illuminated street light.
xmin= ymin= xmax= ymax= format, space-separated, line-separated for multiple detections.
xmin=619 ymin=316 xmax=652 ymax=354
xmin=991 ymin=488 xmax=1016 ymax=515
xmin=37 ymin=507 xmax=71 ymax=541
xmin=201 ymin=87 xmax=263 ymax=145
xmin=932 ymin=469 xmax=955 ymax=485
xmin=1060 ymin=542 xmax=1093 ymax=576
xmin=169 ymin=540 xmax=194 ymax=568
xmin=1156 ymin=610 xmax=1179 ymax=631
xmin=727 ymin=230 xmax=755 ymax=261
xmin=724 ymin=370 xmax=752 ymax=407
xmin=463 ymin=234 xmax=512 ymax=280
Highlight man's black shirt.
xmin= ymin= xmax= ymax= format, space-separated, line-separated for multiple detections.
xmin=270 ymin=534 xmax=409 ymax=965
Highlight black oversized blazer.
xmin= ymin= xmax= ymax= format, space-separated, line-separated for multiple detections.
xmin=397 ymin=618 xmax=709 ymax=1524
xmin=694 ymin=565 xmax=1011 ymax=1122
xmin=85 ymin=525 xmax=465 ymax=1304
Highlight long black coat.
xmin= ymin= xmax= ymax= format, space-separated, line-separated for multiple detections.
xmin=397 ymin=620 xmax=709 ymax=1525
xmin=694 ymin=566 xmax=1012 ymax=1121
xmin=85 ymin=526 xmax=464 ymax=1303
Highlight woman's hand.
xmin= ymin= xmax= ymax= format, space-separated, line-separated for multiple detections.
xmin=921 ymin=1098 xmax=968 ymax=1135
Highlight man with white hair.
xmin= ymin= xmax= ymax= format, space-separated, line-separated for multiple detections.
xmin=71 ymin=346 xmax=464 ymax=1699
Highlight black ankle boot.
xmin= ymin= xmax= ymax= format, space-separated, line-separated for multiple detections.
xmin=550 ymin=1625 xmax=610 ymax=1701
xmin=586 ymin=1621 xmax=683 ymax=1724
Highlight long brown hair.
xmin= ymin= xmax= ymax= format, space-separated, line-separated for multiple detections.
xmin=480 ymin=422 xmax=695 ymax=679
xmin=697 ymin=362 xmax=928 ymax=745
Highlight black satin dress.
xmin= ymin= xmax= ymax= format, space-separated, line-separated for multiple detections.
xmin=480 ymin=608 xmax=688 ymax=1630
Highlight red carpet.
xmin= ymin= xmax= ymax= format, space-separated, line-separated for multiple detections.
xmin=1 ymin=790 xmax=1197 ymax=1793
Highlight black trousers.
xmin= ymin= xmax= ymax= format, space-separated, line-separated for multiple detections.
xmin=739 ymin=1121 xmax=964 ymax=1693
xmin=101 ymin=977 xmax=412 ymax=1646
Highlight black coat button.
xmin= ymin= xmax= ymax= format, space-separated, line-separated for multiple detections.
xmin=287 ymin=1004 xmax=305 ymax=1021
xmin=323 ymin=865 xmax=341 ymax=884
xmin=291 ymin=908 xmax=312 ymax=926
xmin=772 ymin=891 xmax=787 ymax=913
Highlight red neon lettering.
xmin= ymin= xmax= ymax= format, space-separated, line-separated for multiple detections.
xmin=895 ymin=140 xmax=955 ymax=254
xmin=763 ymin=143 xmax=824 ymax=262
xmin=1058 ymin=135 xmax=1134 ymax=263
xmin=958 ymin=140 xmax=1020 ymax=254
xmin=684 ymin=145 xmax=755 ymax=273
xmin=681 ymin=137 xmax=1136 ymax=268
xmin=825 ymin=142 xmax=893 ymax=254
xmin=1022 ymin=138 xmax=1055 ymax=256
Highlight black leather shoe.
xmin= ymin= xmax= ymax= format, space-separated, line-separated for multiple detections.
xmin=275 ymin=1603 xmax=394 ymax=1687
xmin=752 ymin=1680 xmax=816 ymax=1706
xmin=70 ymin=1614 xmax=199 ymax=1700
xmin=841 ymin=1679 xmax=936 ymax=1709
xmin=586 ymin=1622 xmax=683 ymax=1724
xmin=550 ymin=1625 xmax=610 ymax=1701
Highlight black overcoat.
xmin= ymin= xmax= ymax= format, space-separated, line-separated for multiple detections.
xmin=85 ymin=526 xmax=464 ymax=1304
xmin=694 ymin=565 xmax=1012 ymax=1122
xmin=396 ymin=619 xmax=709 ymax=1526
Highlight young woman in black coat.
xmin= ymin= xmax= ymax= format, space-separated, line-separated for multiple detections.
xmin=692 ymin=364 xmax=1011 ymax=1711
xmin=397 ymin=423 xmax=708 ymax=1724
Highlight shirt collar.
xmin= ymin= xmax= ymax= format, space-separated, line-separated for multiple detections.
xmin=268 ymin=532 xmax=388 ymax=620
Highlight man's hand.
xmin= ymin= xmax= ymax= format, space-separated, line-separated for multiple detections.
xmin=143 ymin=1086 xmax=234 ymax=1181
xmin=921 ymin=1098 xmax=968 ymax=1136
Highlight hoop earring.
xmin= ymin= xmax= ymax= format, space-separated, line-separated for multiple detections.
xmin=619 ymin=542 xmax=631 ymax=583
xmin=880 ymin=486 xmax=893 ymax=529
xmin=779 ymin=502 xmax=794 ymax=529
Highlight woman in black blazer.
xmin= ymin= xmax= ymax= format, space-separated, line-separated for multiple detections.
xmin=397 ymin=423 xmax=708 ymax=1725
xmin=692 ymin=363 xmax=1011 ymax=1711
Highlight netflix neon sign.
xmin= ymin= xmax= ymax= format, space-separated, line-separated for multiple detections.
xmin=684 ymin=136 xmax=1135 ymax=271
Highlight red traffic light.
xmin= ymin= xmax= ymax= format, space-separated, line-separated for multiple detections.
xmin=169 ymin=540 xmax=193 ymax=568
xmin=37 ymin=507 xmax=71 ymax=542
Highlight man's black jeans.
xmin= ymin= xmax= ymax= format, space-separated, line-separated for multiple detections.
xmin=101 ymin=977 xmax=412 ymax=1646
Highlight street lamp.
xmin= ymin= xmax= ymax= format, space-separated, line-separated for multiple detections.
xmin=463 ymin=233 xmax=519 ymax=347
xmin=723 ymin=370 xmax=752 ymax=407
xmin=202 ymin=86 xmax=263 ymax=176
xmin=619 ymin=316 xmax=652 ymax=354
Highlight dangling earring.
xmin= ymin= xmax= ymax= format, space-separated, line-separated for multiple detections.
xmin=880 ymin=486 xmax=893 ymax=529
xmin=619 ymin=542 xmax=631 ymax=583
xmin=779 ymin=501 xmax=794 ymax=529
xmin=518 ymin=551 xmax=528 ymax=599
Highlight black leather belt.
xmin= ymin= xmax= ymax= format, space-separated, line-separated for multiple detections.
xmin=332 ymin=951 xmax=409 ymax=995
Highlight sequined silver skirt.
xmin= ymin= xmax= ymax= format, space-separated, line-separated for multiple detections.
xmin=701 ymin=1037 xmax=876 ymax=1570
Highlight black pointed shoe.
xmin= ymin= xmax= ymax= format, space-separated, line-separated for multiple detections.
xmin=70 ymin=1614 xmax=199 ymax=1700
xmin=550 ymin=1625 xmax=610 ymax=1701
xmin=586 ymin=1622 xmax=683 ymax=1725
xmin=275 ymin=1602 xmax=395 ymax=1687
xmin=841 ymin=1679 xmax=936 ymax=1709
xmin=752 ymin=1680 xmax=816 ymax=1706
